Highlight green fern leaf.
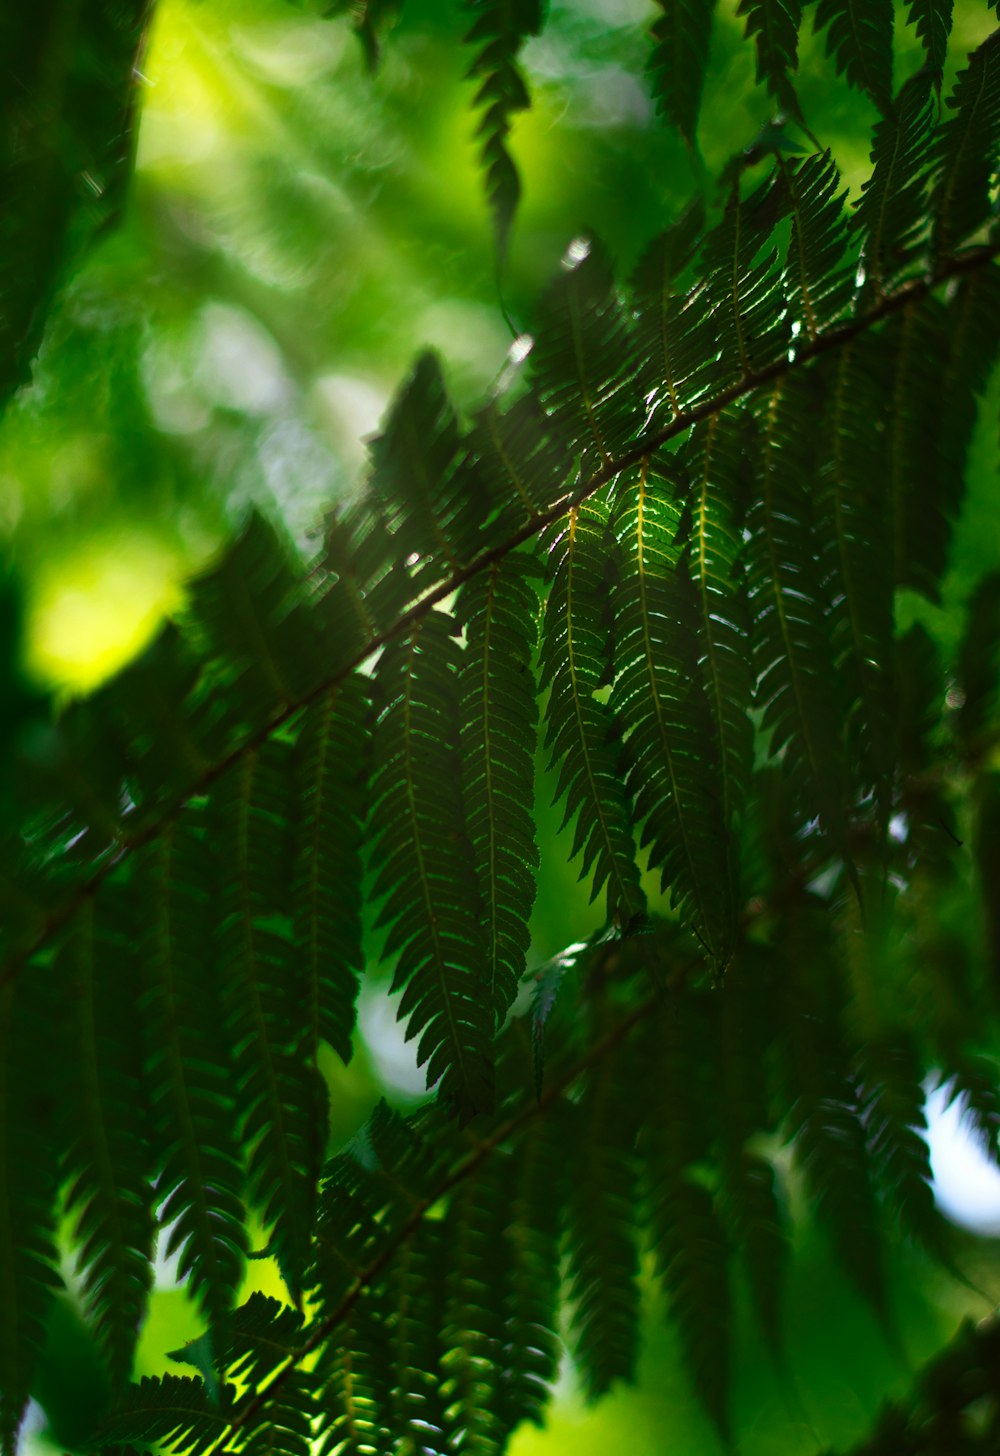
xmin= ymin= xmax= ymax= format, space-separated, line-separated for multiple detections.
xmin=681 ymin=411 xmax=754 ymax=840
xmin=938 ymin=1058 xmax=1000 ymax=1169
xmin=314 ymin=1296 xmax=392 ymax=1456
xmin=852 ymin=70 xmax=936 ymax=302
xmin=779 ymin=150 xmax=854 ymax=341
xmin=700 ymin=170 xmax=790 ymax=384
xmin=647 ymin=1 xmax=719 ymax=150
xmin=930 ymin=28 xmax=1000 ymax=262
xmin=321 ymin=494 xmax=417 ymax=648
xmin=214 ymin=742 xmax=322 ymax=1299
xmin=565 ymin=1052 xmax=640 ymax=1398
xmin=385 ymin=1219 xmax=450 ymax=1452
xmin=814 ymin=337 xmax=894 ymax=824
xmin=658 ymin=1177 xmax=732 ymax=1443
xmin=186 ymin=511 xmax=325 ymax=726
xmin=495 ymin=1107 xmax=566 ymax=1430
xmin=745 ymin=373 xmax=852 ymax=855
xmin=92 ymin=1373 xmax=235 ymax=1454
xmin=715 ymin=951 xmax=787 ymax=1356
xmin=887 ymin=272 xmax=1000 ymax=602
xmin=460 ymin=393 xmax=575 ymax=527
xmin=369 ymin=611 xmax=494 ymax=1117
xmin=629 ymin=201 xmax=706 ymax=423
xmin=292 ymin=676 xmax=370 ymax=1067
xmin=539 ymin=498 xmax=646 ymax=928
xmin=905 ymin=0 xmax=953 ymax=71
xmin=58 ymin=894 xmax=155 ymax=1389
xmin=0 ymin=976 xmax=62 ymax=1456
xmin=139 ymin=825 xmax=248 ymax=1328
xmin=367 ymin=352 xmax=486 ymax=579
xmin=530 ymin=241 xmax=639 ymax=467
xmin=783 ymin=915 xmax=886 ymax=1317
xmin=611 ymin=461 xmax=735 ymax=967
xmin=456 ymin=553 xmax=539 ymax=1027
xmin=463 ymin=0 xmax=542 ymax=262
xmin=441 ymin=1158 xmax=515 ymax=1454
xmin=862 ymin=1037 xmax=945 ymax=1256
xmin=813 ymin=0 xmax=894 ymax=114
xmin=735 ymin=0 xmax=804 ymax=122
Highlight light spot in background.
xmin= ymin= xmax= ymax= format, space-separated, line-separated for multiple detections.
xmin=27 ymin=535 xmax=184 ymax=691
xmin=563 ymin=236 xmax=591 ymax=268
xmin=358 ymin=984 xmax=427 ymax=1100
xmin=925 ymin=1079 xmax=1000 ymax=1236
xmin=194 ymin=303 xmax=291 ymax=416
xmin=314 ymin=373 xmax=388 ymax=467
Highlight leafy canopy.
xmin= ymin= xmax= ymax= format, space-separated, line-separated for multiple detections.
xmin=3 ymin=2 xmax=1000 ymax=1455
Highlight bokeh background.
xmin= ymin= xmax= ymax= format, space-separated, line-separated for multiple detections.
xmin=6 ymin=1 xmax=1000 ymax=1451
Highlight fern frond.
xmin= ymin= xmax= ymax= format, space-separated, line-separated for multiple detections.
xmin=138 ymin=824 xmax=247 ymax=1328
xmin=530 ymin=241 xmax=639 ymax=467
xmin=861 ymin=1037 xmax=944 ymax=1256
xmin=0 ymin=976 xmax=61 ymax=1456
xmin=292 ymin=677 xmax=370 ymax=1067
xmin=463 ymin=0 xmax=542 ymax=261
xmin=314 ymin=1295 xmax=392 ymax=1456
xmin=440 ymin=1157 xmax=514 ymax=1454
xmin=852 ymin=70 xmax=937 ymax=302
xmin=495 ymin=1108 xmax=566 ymax=1430
xmin=186 ymin=512 xmax=324 ymax=726
xmin=783 ymin=916 xmax=886 ymax=1316
xmin=369 ymin=611 xmax=494 ymax=1117
xmin=456 ymin=553 xmax=539 ymax=1027
xmin=629 ymin=201 xmax=706 ymax=423
xmin=611 ymin=461 xmax=735 ymax=967
xmin=700 ymin=170 xmax=790 ymax=385
xmin=779 ymin=150 xmax=854 ymax=341
xmin=214 ymin=742 xmax=321 ymax=1299
xmin=367 ymin=352 xmax=485 ymax=579
xmin=930 ymin=28 xmax=1000 ymax=262
xmin=735 ymin=0 xmax=804 ymax=122
xmin=58 ymin=894 xmax=154 ymax=1389
xmin=93 ymin=1372 xmax=234 ymax=1455
xmin=647 ymin=0 xmax=719 ymax=150
xmin=658 ymin=1177 xmax=732 ymax=1443
xmin=461 ymin=393 xmax=574 ymax=528
xmin=814 ymin=336 xmax=894 ymax=824
xmin=385 ymin=1220 xmax=450 ymax=1452
xmin=813 ymin=0 xmax=893 ymax=114
xmin=539 ymin=498 xmax=646 ymax=928
xmin=745 ymin=373 xmax=852 ymax=854
xmin=565 ymin=1051 xmax=640 ymax=1398
xmin=905 ymin=0 xmax=953 ymax=71
xmin=681 ymin=411 xmax=753 ymax=839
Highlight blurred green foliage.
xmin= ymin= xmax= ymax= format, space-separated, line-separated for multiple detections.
xmin=4 ymin=2 xmax=1000 ymax=1453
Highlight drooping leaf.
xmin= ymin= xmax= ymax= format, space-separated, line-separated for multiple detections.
xmin=292 ymin=676 xmax=370 ymax=1066
xmin=930 ymin=27 xmax=1000 ymax=261
xmin=905 ymin=0 xmax=953 ymax=72
xmin=369 ymin=611 xmax=494 ymax=1117
xmin=610 ymin=461 xmax=736 ymax=968
xmin=735 ymin=0 xmax=804 ymax=122
xmin=852 ymin=69 xmax=937 ymax=301
xmin=813 ymin=0 xmax=894 ymax=114
xmin=463 ymin=0 xmax=543 ymax=261
xmin=455 ymin=552 xmax=540 ymax=1027
xmin=539 ymin=498 xmax=646 ymax=928
xmin=647 ymin=0 xmax=719 ymax=150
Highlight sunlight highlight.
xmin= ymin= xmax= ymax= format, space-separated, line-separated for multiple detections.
xmin=27 ymin=535 xmax=184 ymax=692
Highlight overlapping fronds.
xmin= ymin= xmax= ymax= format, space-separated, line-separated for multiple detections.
xmin=5 ymin=11 xmax=1000 ymax=1455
